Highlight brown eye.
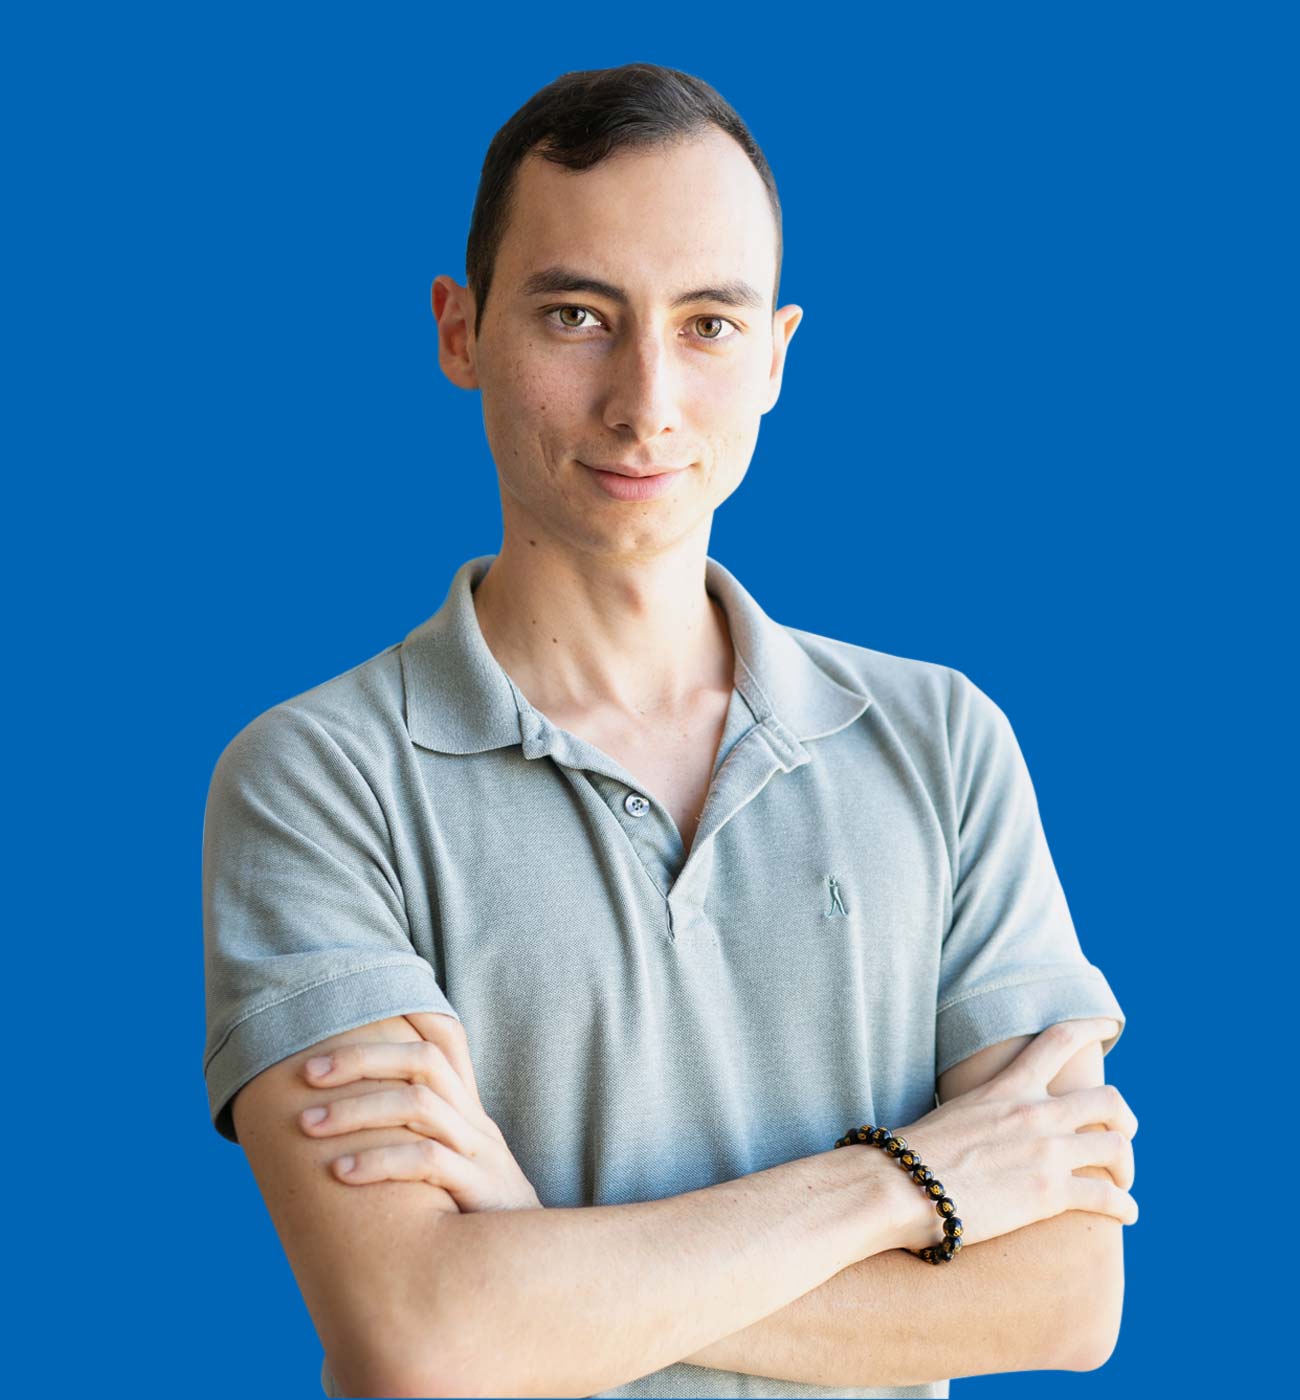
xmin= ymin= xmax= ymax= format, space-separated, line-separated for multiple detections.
xmin=692 ymin=316 xmax=737 ymax=342
xmin=556 ymin=307 xmax=589 ymax=329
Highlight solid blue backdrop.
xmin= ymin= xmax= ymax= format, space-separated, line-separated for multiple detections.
xmin=10 ymin=2 xmax=1289 ymax=1395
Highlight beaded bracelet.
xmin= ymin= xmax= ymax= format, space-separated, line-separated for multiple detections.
xmin=833 ymin=1123 xmax=965 ymax=1264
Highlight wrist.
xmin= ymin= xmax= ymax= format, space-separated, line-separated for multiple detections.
xmin=828 ymin=1142 xmax=938 ymax=1258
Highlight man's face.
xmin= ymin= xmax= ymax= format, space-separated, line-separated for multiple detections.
xmin=434 ymin=128 xmax=802 ymax=563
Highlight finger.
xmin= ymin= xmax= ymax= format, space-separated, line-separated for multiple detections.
xmin=1056 ymin=1083 xmax=1139 ymax=1139
xmin=333 ymin=1138 xmax=487 ymax=1203
xmin=406 ymin=1011 xmax=483 ymax=1105
xmin=1063 ymin=1128 xmax=1136 ymax=1190
xmin=300 ymin=1085 xmax=485 ymax=1157
xmin=306 ymin=1039 xmax=482 ymax=1121
xmin=1067 ymin=1171 xmax=1139 ymax=1226
xmin=1005 ymin=1018 xmax=1123 ymax=1094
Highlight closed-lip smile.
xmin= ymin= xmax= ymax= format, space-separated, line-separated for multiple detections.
xmin=581 ymin=462 xmax=685 ymax=478
xmin=581 ymin=461 xmax=690 ymax=501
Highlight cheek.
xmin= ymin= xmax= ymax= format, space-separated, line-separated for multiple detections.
xmin=497 ymin=352 xmax=589 ymax=428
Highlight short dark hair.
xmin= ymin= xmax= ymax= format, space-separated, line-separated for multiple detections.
xmin=464 ymin=62 xmax=783 ymax=339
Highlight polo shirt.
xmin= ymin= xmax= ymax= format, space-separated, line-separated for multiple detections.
xmin=202 ymin=551 xmax=1126 ymax=1400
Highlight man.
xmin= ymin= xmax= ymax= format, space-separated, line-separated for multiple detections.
xmin=202 ymin=63 xmax=1136 ymax=1399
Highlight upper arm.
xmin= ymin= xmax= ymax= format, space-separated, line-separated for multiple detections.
xmin=936 ymin=1029 xmax=1106 ymax=1106
xmin=231 ymin=1014 xmax=459 ymax=1398
xmin=935 ymin=671 xmax=1127 ymax=1084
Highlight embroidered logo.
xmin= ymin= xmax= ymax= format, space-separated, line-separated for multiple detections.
xmin=823 ymin=874 xmax=849 ymax=918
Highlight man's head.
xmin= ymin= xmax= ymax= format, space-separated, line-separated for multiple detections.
xmin=434 ymin=63 xmax=802 ymax=563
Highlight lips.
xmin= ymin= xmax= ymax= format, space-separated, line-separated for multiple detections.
xmin=582 ymin=462 xmax=688 ymax=501
xmin=581 ymin=463 xmax=684 ymax=478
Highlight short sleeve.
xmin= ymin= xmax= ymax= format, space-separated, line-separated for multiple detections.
xmin=202 ymin=703 xmax=460 ymax=1143
xmin=935 ymin=670 xmax=1126 ymax=1082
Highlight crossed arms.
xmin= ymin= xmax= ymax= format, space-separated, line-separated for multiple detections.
xmin=674 ymin=1031 xmax=1125 ymax=1387
xmin=232 ymin=1019 xmax=1125 ymax=1396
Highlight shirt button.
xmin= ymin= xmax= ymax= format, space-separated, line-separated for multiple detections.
xmin=624 ymin=792 xmax=650 ymax=817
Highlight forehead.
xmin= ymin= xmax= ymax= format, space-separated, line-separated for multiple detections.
xmin=498 ymin=130 xmax=776 ymax=300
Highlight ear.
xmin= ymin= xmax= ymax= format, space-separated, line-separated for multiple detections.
xmin=762 ymin=303 xmax=803 ymax=414
xmin=432 ymin=275 xmax=481 ymax=390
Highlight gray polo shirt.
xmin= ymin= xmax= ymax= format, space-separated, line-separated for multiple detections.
xmin=202 ymin=551 xmax=1126 ymax=1400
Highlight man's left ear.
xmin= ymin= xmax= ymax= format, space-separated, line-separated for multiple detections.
xmin=763 ymin=304 xmax=803 ymax=414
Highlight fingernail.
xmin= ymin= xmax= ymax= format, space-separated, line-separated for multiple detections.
xmin=337 ymin=1155 xmax=356 ymax=1173
xmin=303 ymin=1106 xmax=327 ymax=1125
xmin=307 ymin=1056 xmax=333 ymax=1077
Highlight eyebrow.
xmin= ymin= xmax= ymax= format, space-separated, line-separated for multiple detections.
xmin=520 ymin=264 xmax=766 ymax=311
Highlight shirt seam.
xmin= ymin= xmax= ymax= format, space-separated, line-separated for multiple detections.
xmin=203 ymin=956 xmax=438 ymax=1071
xmin=936 ymin=965 xmax=1105 ymax=1015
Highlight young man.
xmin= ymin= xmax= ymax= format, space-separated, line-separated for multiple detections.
xmin=202 ymin=63 xmax=1137 ymax=1399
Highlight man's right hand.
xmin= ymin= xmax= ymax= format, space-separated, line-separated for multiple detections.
xmin=888 ymin=1017 xmax=1138 ymax=1251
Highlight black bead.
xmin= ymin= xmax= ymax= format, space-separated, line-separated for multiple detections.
xmin=938 ymin=1239 xmax=956 ymax=1261
xmin=944 ymin=1235 xmax=963 ymax=1256
xmin=944 ymin=1217 xmax=964 ymax=1238
xmin=884 ymin=1136 xmax=905 ymax=1156
xmin=936 ymin=1196 xmax=956 ymax=1217
xmin=870 ymin=1127 xmax=891 ymax=1147
xmin=911 ymin=1165 xmax=933 ymax=1185
xmin=899 ymin=1150 xmax=920 ymax=1169
xmin=853 ymin=1128 xmax=871 ymax=1143
xmin=925 ymin=1180 xmax=946 ymax=1199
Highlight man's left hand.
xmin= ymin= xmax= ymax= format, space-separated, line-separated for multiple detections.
xmin=296 ymin=1010 xmax=543 ymax=1213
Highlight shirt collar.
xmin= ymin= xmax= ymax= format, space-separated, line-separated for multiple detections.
xmin=400 ymin=553 xmax=872 ymax=758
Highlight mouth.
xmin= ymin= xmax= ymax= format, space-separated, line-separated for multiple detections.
xmin=579 ymin=462 xmax=687 ymax=478
xmin=580 ymin=461 xmax=689 ymax=501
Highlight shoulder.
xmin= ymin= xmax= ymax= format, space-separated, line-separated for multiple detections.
xmin=210 ymin=642 xmax=409 ymax=788
xmin=781 ymin=622 xmax=1007 ymax=752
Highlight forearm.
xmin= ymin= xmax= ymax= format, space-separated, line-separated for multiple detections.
xmin=681 ymin=1159 xmax=1124 ymax=1386
xmin=414 ymin=1144 xmax=924 ymax=1398
xmin=679 ymin=1209 xmax=1107 ymax=1386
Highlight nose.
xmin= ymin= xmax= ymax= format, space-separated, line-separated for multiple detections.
xmin=600 ymin=329 xmax=682 ymax=443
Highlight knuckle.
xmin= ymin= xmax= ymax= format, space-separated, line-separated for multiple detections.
xmin=1008 ymin=1098 xmax=1040 ymax=1131
xmin=1028 ymin=1164 xmax=1054 ymax=1200
xmin=418 ymin=1138 xmax=443 ymax=1170
xmin=1052 ymin=1020 xmax=1081 ymax=1047
xmin=414 ymin=1083 xmax=440 ymax=1116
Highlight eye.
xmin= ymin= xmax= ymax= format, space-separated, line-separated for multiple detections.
xmin=544 ymin=305 xmax=606 ymax=332
xmin=690 ymin=315 xmax=739 ymax=342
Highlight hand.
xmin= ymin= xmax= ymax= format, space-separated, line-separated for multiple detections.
xmin=882 ymin=1017 xmax=1139 ymax=1251
xmin=297 ymin=1011 xmax=544 ymax=1214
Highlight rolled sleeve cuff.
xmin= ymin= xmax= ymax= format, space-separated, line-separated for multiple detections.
xmin=205 ymin=956 xmax=460 ymax=1143
xmin=935 ymin=962 xmax=1125 ymax=1082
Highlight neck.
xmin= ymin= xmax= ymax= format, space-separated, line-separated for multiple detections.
xmin=471 ymin=534 xmax=734 ymax=725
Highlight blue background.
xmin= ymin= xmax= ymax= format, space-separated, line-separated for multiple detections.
xmin=11 ymin=2 xmax=1290 ymax=1394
